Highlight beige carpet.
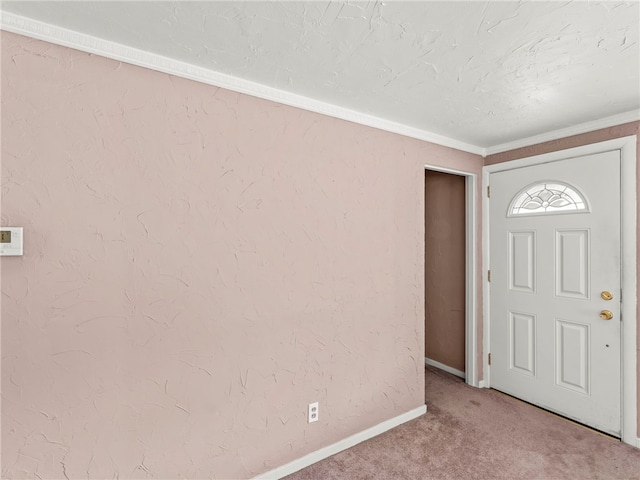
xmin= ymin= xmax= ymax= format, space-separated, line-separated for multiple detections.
xmin=284 ymin=366 xmax=640 ymax=479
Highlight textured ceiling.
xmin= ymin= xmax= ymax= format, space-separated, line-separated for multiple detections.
xmin=2 ymin=1 xmax=639 ymax=149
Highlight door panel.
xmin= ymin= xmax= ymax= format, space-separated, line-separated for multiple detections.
xmin=555 ymin=319 xmax=590 ymax=394
xmin=489 ymin=150 xmax=621 ymax=436
xmin=510 ymin=311 xmax=536 ymax=375
xmin=509 ymin=231 xmax=535 ymax=292
xmin=555 ymin=229 xmax=590 ymax=298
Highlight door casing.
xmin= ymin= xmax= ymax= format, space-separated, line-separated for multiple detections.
xmin=482 ymin=135 xmax=637 ymax=446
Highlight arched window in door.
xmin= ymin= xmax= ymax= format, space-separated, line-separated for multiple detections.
xmin=508 ymin=181 xmax=589 ymax=216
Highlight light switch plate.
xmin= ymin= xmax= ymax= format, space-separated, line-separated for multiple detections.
xmin=0 ymin=227 xmax=23 ymax=256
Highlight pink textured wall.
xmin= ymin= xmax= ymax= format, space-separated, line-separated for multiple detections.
xmin=485 ymin=121 xmax=640 ymax=436
xmin=0 ymin=32 xmax=482 ymax=479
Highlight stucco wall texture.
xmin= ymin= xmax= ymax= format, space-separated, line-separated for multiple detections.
xmin=0 ymin=32 xmax=483 ymax=479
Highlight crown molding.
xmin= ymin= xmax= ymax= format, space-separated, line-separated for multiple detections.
xmin=3 ymin=11 xmax=638 ymax=158
xmin=0 ymin=11 xmax=484 ymax=156
xmin=485 ymin=110 xmax=640 ymax=156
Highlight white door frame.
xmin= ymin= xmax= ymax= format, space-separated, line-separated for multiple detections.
xmin=482 ymin=135 xmax=638 ymax=446
xmin=424 ymin=165 xmax=478 ymax=388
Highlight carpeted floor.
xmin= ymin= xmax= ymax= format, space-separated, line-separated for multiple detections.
xmin=284 ymin=365 xmax=640 ymax=479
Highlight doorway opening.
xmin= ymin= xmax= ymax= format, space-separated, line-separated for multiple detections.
xmin=424 ymin=166 xmax=478 ymax=387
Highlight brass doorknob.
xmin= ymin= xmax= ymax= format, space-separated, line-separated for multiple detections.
xmin=600 ymin=310 xmax=614 ymax=320
xmin=601 ymin=291 xmax=613 ymax=301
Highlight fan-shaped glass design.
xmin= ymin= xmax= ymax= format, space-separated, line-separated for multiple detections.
xmin=509 ymin=182 xmax=588 ymax=216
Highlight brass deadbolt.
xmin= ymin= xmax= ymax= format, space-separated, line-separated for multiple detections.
xmin=601 ymin=291 xmax=613 ymax=301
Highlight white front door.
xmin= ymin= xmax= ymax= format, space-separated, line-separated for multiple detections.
xmin=489 ymin=150 xmax=621 ymax=436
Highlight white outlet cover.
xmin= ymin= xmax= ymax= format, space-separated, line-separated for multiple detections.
xmin=308 ymin=402 xmax=319 ymax=423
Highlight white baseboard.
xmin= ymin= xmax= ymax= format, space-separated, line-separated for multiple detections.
xmin=424 ymin=357 xmax=466 ymax=379
xmin=636 ymin=437 xmax=640 ymax=449
xmin=254 ymin=405 xmax=427 ymax=479
xmin=478 ymin=380 xmax=487 ymax=388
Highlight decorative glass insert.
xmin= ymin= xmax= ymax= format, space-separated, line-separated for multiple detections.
xmin=509 ymin=182 xmax=588 ymax=216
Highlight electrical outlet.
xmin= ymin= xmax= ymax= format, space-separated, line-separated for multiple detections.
xmin=308 ymin=402 xmax=319 ymax=423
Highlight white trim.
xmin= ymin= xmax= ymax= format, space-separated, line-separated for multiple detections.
xmin=619 ymin=136 xmax=637 ymax=448
xmin=465 ymin=174 xmax=479 ymax=387
xmin=485 ymin=111 xmax=640 ymax=156
xmin=636 ymin=437 xmax=640 ymax=449
xmin=482 ymin=135 xmax=638 ymax=447
xmin=424 ymin=166 xmax=479 ymax=387
xmin=254 ymin=405 xmax=427 ymax=479
xmin=2 ymin=12 xmax=638 ymax=157
xmin=424 ymin=165 xmax=475 ymax=176
xmin=425 ymin=358 xmax=465 ymax=379
xmin=0 ymin=11 xmax=483 ymax=156
xmin=482 ymin=168 xmax=492 ymax=388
